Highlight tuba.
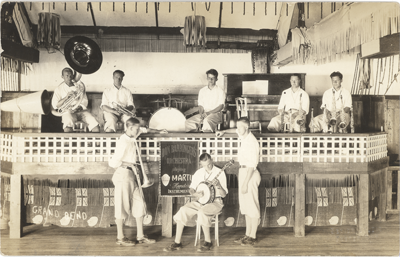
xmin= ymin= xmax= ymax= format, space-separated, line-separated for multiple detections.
xmin=51 ymin=73 xmax=85 ymax=117
xmin=112 ymin=102 xmax=136 ymax=117
xmin=52 ymin=36 xmax=103 ymax=117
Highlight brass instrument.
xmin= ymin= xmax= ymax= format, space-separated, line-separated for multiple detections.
xmin=310 ymin=107 xmax=315 ymax=133
xmin=289 ymin=109 xmax=293 ymax=133
xmin=280 ymin=105 xmax=286 ymax=132
xmin=295 ymin=93 xmax=305 ymax=126
xmin=52 ymin=79 xmax=85 ymax=117
xmin=338 ymin=95 xmax=347 ymax=130
xmin=350 ymin=105 xmax=355 ymax=133
xmin=112 ymin=102 xmax=136 ymax=117
xmin=329 ymin=89 xmax=337 ymax=127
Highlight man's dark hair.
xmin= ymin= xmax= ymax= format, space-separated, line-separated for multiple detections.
xmin=237 ymin=117 xmax=250 ymax=127
xmin=199 ymin=152 xmax=212 ymax=162
xmin=206 ymin=69 xmax=218 ymax=79
xmin=113 ymin=70 xmax=125 ymax=77
xmin=126 ymin=117 xmax=140 ymax=128
xmin=330 ymin=71 xmax=343 ymax=80
xmin=62 ymin=67 xmax=73 ymax=76
xmin=291 ymin=74 xmax=302 ymax=80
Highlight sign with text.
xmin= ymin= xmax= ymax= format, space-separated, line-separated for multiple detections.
xmin=160 ymin=141 xmax=199 ymax=196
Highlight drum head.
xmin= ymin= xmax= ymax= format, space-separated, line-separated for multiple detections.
xmin=197 ymin=184 xmax=211 ymax=205
xmin=148 ymin=107 xmax=186 ymax=132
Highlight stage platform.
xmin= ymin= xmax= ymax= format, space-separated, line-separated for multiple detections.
xmin=0 ymin=132 xmax=390 ymax=239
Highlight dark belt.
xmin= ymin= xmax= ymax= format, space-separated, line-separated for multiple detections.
xmin=239 ymin=165 xmax=247 ymax=168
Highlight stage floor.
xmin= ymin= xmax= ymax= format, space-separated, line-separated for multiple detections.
xmin=1 ymin=214 xmax=399 ymax=256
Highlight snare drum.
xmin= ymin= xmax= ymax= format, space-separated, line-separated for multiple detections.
xmin=148 ymin=107 xmax=186 ymax=132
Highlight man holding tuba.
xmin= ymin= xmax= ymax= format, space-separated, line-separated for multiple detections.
xmin=51 ymin=67 xmax=100 ymax=133
xmin=101 ymin=70 xmax=136 ymax=133
xmin=267 ymin=74 xmax=310 ymax=133
xmin=309 ymin=72 xmax=352 ymax=133
xmin=109 ymin=117 xmax=167 ymax=246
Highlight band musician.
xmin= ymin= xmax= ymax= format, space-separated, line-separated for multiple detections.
xmin=185 ymin=69 xmax=225 ymax=133
xmin=267 ymin=74 xmax=310 ymax=133
xmin=216 ymin=117 xmax=261 ymax=246
xmin=164 ymin=153 xmax=228 ymax=252
xmin=109 ymin=117 xmax=167 ymax=246
xmin=101 ymin=70 xmax=136 ymax=133
xmin=51 ymin=68 xmax=100 ymax=133
xmin=309 ymin=71 xmax=352 ymax=133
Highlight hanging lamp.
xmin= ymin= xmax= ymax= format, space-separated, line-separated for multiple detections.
xmin=183 ymin=3 xmax=207 ymax=47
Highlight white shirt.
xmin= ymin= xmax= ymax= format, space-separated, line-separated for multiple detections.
xmin=238 ymin=132 xmax=260 ymax=168
xmin=198 ymin=85 xmax=225 ymax=112
xmin=278 ymin=88 xmax=310 ymax=114
xmin=189 ymin=165 xmax=228 ymax=197
xmin=101 ymin=85 xmax=134 ymax=110
xmin=321 ymin=87 xmax=352 ymax=111
xmin=51 ymin=81 xmax=88 ymax=110
xmin=108 ymin=129 xmax=147 ymax=169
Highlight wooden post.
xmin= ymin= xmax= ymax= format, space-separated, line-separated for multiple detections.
xmin=9 ymin=174 xmax=22 ymax=238
xmin=398 ymin=169 xmax=400 ymax=212
xmin=294 ymin=174 xmax=305 ymax=237
xmin=387 ymin=169 xmax=393 ymax=211
xmin=161 ymin=197 xmax=173 ymax=237
xmin=378 ymin=169 xmax=387 ymax=221
xmin=357 ymin=174 xmax=369 ymax=236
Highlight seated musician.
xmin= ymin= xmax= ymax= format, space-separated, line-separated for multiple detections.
xmin=185 ymin=69 xmax=225 ymax=132
xmin=267 ymin=74 xmax=309 ymax=132
xmin=309 ymin=71 xmax=352 ymax=133
xmin=101 ymin=70 xmax=136 ymax=133
xmin=164 ymin=153 xmax=228 ymax=252
xmin=51 ymin=67 xmax=100 ymax=132
xmin=109 ymin=117 xmax=167 ymax=246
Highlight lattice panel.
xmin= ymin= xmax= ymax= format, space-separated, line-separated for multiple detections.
xmin=1 ymin=133 xmax=388 ymax=164
xmin=302 ymin=136 xmax=368 ymax=163
xmin=366 ymin=134 xmax=387 ymax=162
xmin=259 ymin=136 xmax=301 ymax=162
xmin=0 ymin=133 xmax=13 ymax=161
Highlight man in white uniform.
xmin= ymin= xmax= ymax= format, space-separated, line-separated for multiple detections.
xmin=51 ymin=68 xmax=100 ymax=132
xmin=216 ymin=117 xmax=261 ymax=246
xmin=109 ymin=117 xmax=167 ymax=246
xmin=185 ymin=69 xmax=225 ymax=132
xmin=101 ymin=70 xmax=135 ymax=132
xmin=164 ymin=153 xmax=228 ymax=252
xmin=267 ymin=74 xmax=309 ymax=133
xmin=309 ymin=71 xmax=352 ymax=133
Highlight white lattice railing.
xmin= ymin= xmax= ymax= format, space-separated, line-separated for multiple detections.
xmin=0 ymin=133 xmax=387 ymax=164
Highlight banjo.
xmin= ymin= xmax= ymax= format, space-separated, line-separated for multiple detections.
xmin=196 ymin=159 xmax=234 ymax=205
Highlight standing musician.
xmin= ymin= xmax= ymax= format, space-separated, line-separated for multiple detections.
xmin=101 ymin=70 xmax=135 ymax=133
xmin=185 ymin=69 xmax=225 ymax=133
xmin=109 ymin=117 xmax=167 ymax=246
xmin=267 ymin=74 xmax=310 ymax=133
xmin=309 ymin=71 xmax=352 ymax=133
xmin=216 ymin=117 xmax=260 ymax=246
xmin=164 ymin=153 xmax=228 ymax=252
xmin=51 ymin=67 xmax=100 ymax=133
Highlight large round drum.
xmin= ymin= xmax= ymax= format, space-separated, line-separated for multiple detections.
xmin=148 ymin=107 xmax=186 ymax=132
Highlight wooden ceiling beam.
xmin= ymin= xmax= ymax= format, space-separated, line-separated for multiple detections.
xmin=38 ymin=25 xmax=276 ymax=37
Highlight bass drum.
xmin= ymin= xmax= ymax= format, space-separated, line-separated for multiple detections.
xmin=148 ymin=107 xmax=186 ymax=132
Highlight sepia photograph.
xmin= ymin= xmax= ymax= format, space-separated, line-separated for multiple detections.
xmin=0 ymin=1 xmax=399 ymax=256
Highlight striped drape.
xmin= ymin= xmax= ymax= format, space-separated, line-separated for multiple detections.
xmin=1 ymin=57 xmax=33 ymax=93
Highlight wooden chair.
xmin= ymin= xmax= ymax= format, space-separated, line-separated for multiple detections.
xmin=194 ymin=212 xmax=221 ymax=247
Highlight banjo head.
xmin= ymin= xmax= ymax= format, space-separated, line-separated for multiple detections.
xmin=197 ymin=182 xmax=214 ymax=205
xmin=148 ymin=107 xmax=186 ymax=132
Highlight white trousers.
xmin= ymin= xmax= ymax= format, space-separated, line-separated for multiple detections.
xmin=238 ymin=168 xmax=261 ymax=219
xmin=103 ymin=112 xmax=131 ymax=132
xmin=61 ymin=110 xmax=99 ymax=131
xmin=173 ymin=199 xmax=223 ymax=227
xmin=185 ymin=112 xmax=222 ymax=132
xmin=112 ymin=167 xmax=145 ymax=220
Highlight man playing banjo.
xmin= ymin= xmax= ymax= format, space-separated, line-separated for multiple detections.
xmin=164 ymin=153 xmax=228 ymax=252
